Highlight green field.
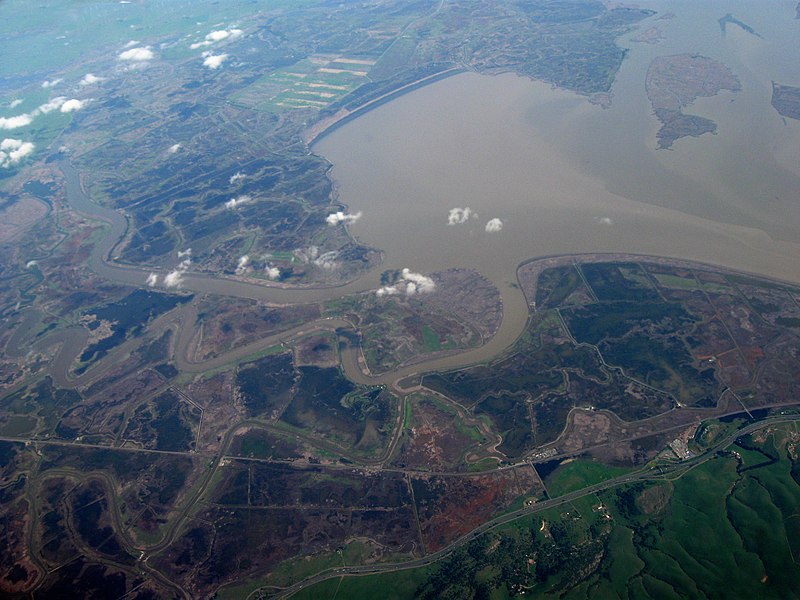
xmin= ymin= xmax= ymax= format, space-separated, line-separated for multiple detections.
xmin=544 ymin=459 xmax=633 ymax=497
xmin=298 ymin=427 xmax=800 ymax=599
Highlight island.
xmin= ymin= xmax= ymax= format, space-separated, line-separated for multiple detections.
xmin=772 ymin=82 xmax=800 ymax=120
xmin=646 ymin=53 xmax=741 ymax=149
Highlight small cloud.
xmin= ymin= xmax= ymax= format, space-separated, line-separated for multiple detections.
xmin=447 ymin=207 xmax=475 ymax=225
xmin=41 ymin=78 xmax=62 ymax=89
xmin=224 ymin=194 xmax=252 ymax=209
xmin=119 ymin=46 xmax=154 ymax=61
xmin=1 ymin=138 xmax=23 ymax=150
xmin=485 ymin=218 xmax=503 ymax=233
xmin=265 ymin=266 xmax=281 ymax=280
xmin=163 ymin=270 xmax=184 ymax=288
xmin=313 ymin=251 xmax=339 ymax=271
xmin=376 ymin=285 xmax=398 ymax=297
xmin=293 ymin=245 xmax=319 ymax=264
xmin=79 ymin=73 xmax=104 ymax=86
xmin=235 ymin=254 xmax=250 ymax=275
xmin=9 ymin=99 xmax=23 ymax=109
xmin=229 ymin=171 xmax=245 ymax=184
xmin=0 ymin=138 xmax=35 ymax=167
xmin=26 ymin=260 xmax=38 ymax=269
xmin=146 ymin=273 xmax=158 ymax=287
xmin=177 ymin=248 xmax=192 ymax=269
xmin=597 ymin=216 xmax=614 ymax=225
xmin=0 ymin=114 xmax=33 ymax=130
xmin=202 ymin=52 xmax=228 ymax=70
xmin=325 ymin=210 xmax=362 ymax=226
xmin=401 ymin=268 xmax=435 ymax=294
xmin=162 ymin=249 xmax=191 ymax=288
xmin=376 ymin=268 xmax=435 ymax=296
xmin=37 ymin=97 xmax=66 ymax=114
xmin=208 ymin=28 xmax=243 ymax=42
xmin=191 ymin=28 xmax=243 ymax=49
xmin=123 ymin=40 xmax=139 ymax=48
xmin=168 ymin=143 xmax=182 ymax=154
xmin=60 ymin=99 xmax=87 ymax=113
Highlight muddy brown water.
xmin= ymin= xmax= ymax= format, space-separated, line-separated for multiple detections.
xmin=53 ymin=0 xmax=800 ymax=380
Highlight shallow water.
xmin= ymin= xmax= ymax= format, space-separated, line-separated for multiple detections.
xmin=59 ymin=1 xmax=800 ymax=375
xmin=314 ymin=0 xmax=800 ymax=352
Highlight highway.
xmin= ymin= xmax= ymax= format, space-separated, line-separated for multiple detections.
xmin=248 ymin=414 xmax=800 ymax=599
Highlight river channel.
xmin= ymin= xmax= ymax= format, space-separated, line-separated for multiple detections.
xmin=313 ymin=0 xmax=800 ymax=349
xmin=54 ymin=0 xmax=800 ymax=383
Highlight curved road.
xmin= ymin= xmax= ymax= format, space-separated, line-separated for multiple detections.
xmin=255 ymin=414 xmax=800 ymax=599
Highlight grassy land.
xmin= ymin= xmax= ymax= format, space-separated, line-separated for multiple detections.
xmin=294 ymin=566 xmax=434 ymax=600
xmin=296 ymin=427 xmax=800 ymax=598
xmin=545 ymin=459 xmax=632 ymax=497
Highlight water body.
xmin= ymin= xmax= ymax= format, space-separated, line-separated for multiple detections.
xmin=314 ymin=0 xmax=800 ymax=351
xmin=55 ymin=0 xmax=800 ymax=378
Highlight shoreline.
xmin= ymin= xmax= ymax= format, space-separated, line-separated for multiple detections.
xmin=304 ymin=67 xmax=466 ymax=147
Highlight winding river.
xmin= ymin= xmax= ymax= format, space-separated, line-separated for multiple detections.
xmin=17 ymin=0 xmax=800 ymax=389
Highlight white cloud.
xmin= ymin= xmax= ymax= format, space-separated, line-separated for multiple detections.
xmin=37 ymin=97 xmax=66 ymax=114
xmin=209 ymin=28 xmax=242 ymax=42
xmin=123 ymin=40 xmax=139 ymax=48
xmin=265 ymin=266 xmax=281 ymax=280
xmin=401 ymin=268 xmax=435 ymax=294
xmin=168 ymin=143 xmax=182 ymax=154
xmin=229 ymin=171 xmax=245 ymax=184
xmin=0 ymin=97 xmax=84 ymax=131
xmin=224 ymin=194 xmax=252 ymax=209
xmin=26 ymin=260 xmax=38 ymax=268
xmin=376 ymin=285 xmax=398 ymax=297
xmin=8 ymin=142 xmax=34 ymax=163
xmin=60 ymin=99 xmax=87 ymax=113
xmin=190 ymin=28 xmax=243 ymax=49
xmin=326 ymin=210 xmax=362 ymax=226
xmin=1 ymin=138 xmax=24 ymax=150
xmin=597 ymin=216 xmax=614 ymax=225
xmin=176 ymin=248 xmax=192 ymax=271
xmin=447 ymin=207 xmax=475 ymax=225
xmin=41 ymin=78 xmax=62 ymax=89
xmin=80 ymin=73 xmax=104 ymax=86
xmin=376 ymin=268 xmax=435 ymax=297
xmin=0 ymin=138 xmax=35 ymax=167
xmin=0 ymin=114 xmax=33 ymax=129
xmin=235 ymin=254 xmax=250 ymax=275
xmin=313 ymin=251 xmax=339 ymax=271
xmin=202 ymin=52 xmax=228 ymax=69
xmin=293 ymin=245 xmax=319 ymax=264
xmin=163 ymin=270 xmax=184 ymax=288
xmin=146 ymin=273 xmax=158 ymax=287
xmin=485 ymin=218 xmax=503 ymax=233
xmin=9 ymin=99 xmax=23 ymax=109
xmin=119 ymin=46 xmax=154 ymax=61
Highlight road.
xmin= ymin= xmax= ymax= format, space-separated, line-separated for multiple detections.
xmin=11 ymin=160 xmax=800 ymax=597
xmin=250 ymin=414 xmax=800 ymax=599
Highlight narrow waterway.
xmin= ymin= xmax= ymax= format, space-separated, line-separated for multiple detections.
xmin=51 ymin=0 xmax=800 ymax=383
